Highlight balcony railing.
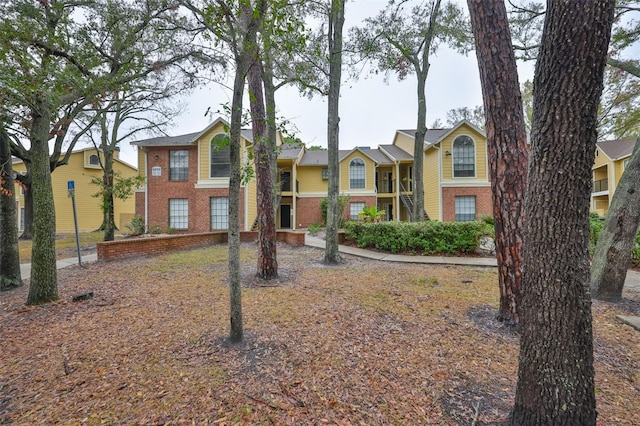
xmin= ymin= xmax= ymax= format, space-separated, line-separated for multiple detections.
xmin=592 ymin=178 xmax=608 ymax=193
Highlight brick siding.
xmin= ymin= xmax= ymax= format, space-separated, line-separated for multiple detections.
xmin=97 ymin=231 xmax=306 ymax=261
xmin=441 ymin=186 xmax=493 ymax=222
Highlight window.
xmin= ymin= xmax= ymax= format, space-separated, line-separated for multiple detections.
xmin=455 ymin=196 xmax=476 ymax=222
xmin=350 ymin=202 xmax=365 ymax=221
xmin=20 ymin=207 xmax=25 ymax=231
xmin=169 ymin=199 xmax=188 ymax=229
xmin=169 ymin=150 xmax=189 ymax=181
xmin=211 ymin=134 xmax=230 ymax=178
xmin=151 ymin=166 xmax=162 ymax=176
xmin=89 ymin=154 xmax=99 ymax=165
xmin=210 ymin=197 xmax=229 ymax=230
xmin=453 ymin=135 xmax=475 ymax=177
xmin=322 ymin=168 xmax=329 ymax=180
xmin=350 ymin=158 xmax=365 ymax=189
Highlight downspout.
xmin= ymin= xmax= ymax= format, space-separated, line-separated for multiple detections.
xmin=395 ymin=160 xmax=400 ymax=222
xmin=144 ymin=149 xmax=149 ymax=232
xmin=292 ymin=158 xmax=298 ymax=230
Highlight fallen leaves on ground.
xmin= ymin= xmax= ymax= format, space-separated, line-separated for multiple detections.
xmin=1 ymin=244 xmax=639 ymax=425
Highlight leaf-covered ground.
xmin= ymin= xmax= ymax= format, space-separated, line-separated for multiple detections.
xmin=1 ymin=243 xmax=639 ymax=425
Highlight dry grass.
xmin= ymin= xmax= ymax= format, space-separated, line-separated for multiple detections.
xmin=18 ymin=232 xmax=114 ymax=262
xmin=1 ymin=243 xmax=638 ymax=425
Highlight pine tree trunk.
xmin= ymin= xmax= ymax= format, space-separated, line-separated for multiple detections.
xmin=412 ymin=76 xmax=426 ymax=222
xmin=324 ymin=0 xmax=345 ymax=265
xmin=468 ymin=0 xmax=528 ymax=326
xmin=248 ymin=59 xmax=278 ymax=280
xmin=0 ymin=127 xmax=23 ymax=291
xmin=103 ymin=151 xmax=116 ymax=242
xmin=27 ymin=97 xmax=58 ymax=305
xmin=510 ymin=1 xmax=615 ymax=423
xmin=591 ymin=138 xmax=640 ymax=301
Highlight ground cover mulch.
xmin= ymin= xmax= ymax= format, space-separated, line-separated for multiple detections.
xmin=1 ymin=243 xmax=639 ymax=425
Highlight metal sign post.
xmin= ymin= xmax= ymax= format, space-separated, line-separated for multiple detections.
xmin=68 ymin=180 xmax=82 ymax=267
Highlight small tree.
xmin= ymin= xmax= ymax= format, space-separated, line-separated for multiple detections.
xmin=0 ymin=124 xmax=22 ymax=291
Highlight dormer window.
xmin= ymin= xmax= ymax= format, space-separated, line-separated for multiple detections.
xmin=89 ymin=154 xmax=99 ymax=166
xmin=453 ymin=135 xmax=475 ymax=178
xmin=210 ymin=134 xmax=230 ymax=178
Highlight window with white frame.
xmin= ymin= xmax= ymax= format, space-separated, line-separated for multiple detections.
xmin=169 ymin=199 xmax=188 ymax=229
xmin=89 ymin=154 xmax=100 ymax=166
xmin=169 ymin=150 xmax=189 ymax=180
xmin=322 ymin=168 xmax=329 ymax=180
xmin=350 ymin=158 xmax=365 ymax=189
xmin=350 ymin=202 xmax=366 ymax=220
xmin=210 ymin=196 xmax=229 ymax=230
xmin=455 ymin=196 xmax=476 ymax=222
xmin=453 ymin=135 xmax=475 ymax=177
xmin=210 ymin=134 xmax=231 ymax=178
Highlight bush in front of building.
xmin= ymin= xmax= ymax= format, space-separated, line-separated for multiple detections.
xmin=343 ymin=220 xmax=493 ymax=255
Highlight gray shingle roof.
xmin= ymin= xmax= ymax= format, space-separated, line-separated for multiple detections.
xmin=359 ymin=147 xmax=394 ymax=164
xmin=597 ymin=138 xmax=636 ymax=160
xmin=299 ymin=150 xmax=328 ymax=166
xmin=379 ymin=144 xmax=413 ymax=160
xmin=131 ymin=132 xmax=201 ymax=147
xmin=398 ymin=128 xmax=450 ymax=144
xmin=278 ymin=143 xmax=304 ymax=160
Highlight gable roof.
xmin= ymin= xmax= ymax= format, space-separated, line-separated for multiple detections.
xmin=298 ymin=147 xmax=393 ymax=166
xmin=379 ymin=144 xmax=413 ymax=161
xmin=278 ymin=143 xmax=304 ymax=160
xmin=596 ymin=138 xmax=636 ymax=160
xmin=397 ymin=120 xmax=486 ymax=152
xmin=131 ymin=117 xmax=254 ymax=147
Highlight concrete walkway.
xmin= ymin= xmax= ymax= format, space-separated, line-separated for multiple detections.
xmin=20 ymin=253 xmax=98 ymax=280
xmin=303 ymin=234 xmax=640 ymax=294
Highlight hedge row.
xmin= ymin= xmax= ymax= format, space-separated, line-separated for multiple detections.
xmin=343 ymin=220 xmax=493 ymax=255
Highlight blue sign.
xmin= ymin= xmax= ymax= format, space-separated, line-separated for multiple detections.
xmin=68 ymin=180 xmax=74 ymax=190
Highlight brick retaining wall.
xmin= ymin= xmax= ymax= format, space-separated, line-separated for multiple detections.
xmin=97 ymin=231 xmax=306 ymax=261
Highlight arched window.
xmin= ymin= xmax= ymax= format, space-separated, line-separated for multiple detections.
xmin=350 ymin=158 xmax=365 ymax=189
xmin=89 ymin=154 xmax=99 ymax=165
xmin=453 ymin=135 xmax=475 ymax=177
xmin=210 ymin=134 xmax=230 ymax=178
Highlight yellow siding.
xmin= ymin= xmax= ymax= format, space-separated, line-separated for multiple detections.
xmin=424 ymin=149 xmax=440 ymax=219
xmin=197 ymin=122 xmax=251 ymax=181
xmin=297 ymin=166 xmax=328 ymax=193
xmin=246 ymin=176 xmax=257 ymax=228
xmin=393 ymin=132 xmax=415 ymax=155
xmin=592 ymin=148 xmax=610 ymax=169
xmin=13 ymin=150 xmax=138 ymax=233
xmin=614 ymin=159 xmax=626 ymax=185
xmin=440 ymin=124 xmax=487 ymax=181
xmin=137 ymin=149 xmax=146 ymax=176
xmin=339 ymin=150 xmax=376 ymax=192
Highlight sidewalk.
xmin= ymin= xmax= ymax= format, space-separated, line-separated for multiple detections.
xmin=20 ymin=253 xmax=98 ymax=280
xmin=304 ymin=234 xmax=640 ymax=293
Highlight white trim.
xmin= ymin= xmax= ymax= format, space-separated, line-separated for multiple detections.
xmin=195 ymin=179 xmax=230 ymax=189
xmin=441 ymin=181 xmax=491 ymax=188
xmin=592 ymin=190 xmax=609 ymax=197
xmin=198 ymin=137 xmax=202 ymax=182
xmin=244 ymin=178 xmax=249 ymax=230
xmin=437 ymin=146 xmax=443 ymax=221
xmin=610 ymin=161 xmax=616 ymax=196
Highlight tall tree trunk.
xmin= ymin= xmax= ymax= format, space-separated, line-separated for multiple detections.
xmin=262 ymin=33 xmax=279 ymax=207
xmin=324 ymin=0 xmax=345 ymax=265
xmin=510 ymin=1 xmax=615 ymax=424
xmin=27 ymin=97 xmax=58 ymax=305
xmin=468 ymin=0 xmax=528 ymax=326
xmin=412 ymin=75 xmax=426 ymax=222
xmin=227 ymin=0 xmax=267 ymax=342
xmin=248 ymin=59 xmax=278 ymax=279
xmin=0 ymin=126 xmax=23 ymax=291
xmin=591 ymin=138 xmax=640 ymax=301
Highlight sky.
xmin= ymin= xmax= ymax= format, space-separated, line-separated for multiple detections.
xmin=117 ymin=0 xmax=536 ymax=166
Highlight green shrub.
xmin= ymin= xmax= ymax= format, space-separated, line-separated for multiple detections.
xmin=589 ymin=214 xmax=605 ymax=255
xmin=125 ymin=215 xmax=145 ymax=236
xmin=343 ymin=220 xmax=492 ymax=255
xmin=320 ymin=195 xmax=350 ymax=227
xmin=308 ymin=222 xmax=322 ymax=235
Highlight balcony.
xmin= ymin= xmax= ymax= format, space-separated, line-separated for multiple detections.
xmin=376 ymin=178 xmax=394 ymax=194
xmin=592 ymin=178 xmax=608 ymax=193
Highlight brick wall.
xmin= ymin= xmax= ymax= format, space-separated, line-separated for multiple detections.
xmin=296 ymin=197 xmax=324 ymax=228
xmin=441 ymin=186 xmax=493 ymax=222
xmin=97 ymin=231 xmax=306 ymax=261
xmin=139 ymin=146 xmax=245 ymax=233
